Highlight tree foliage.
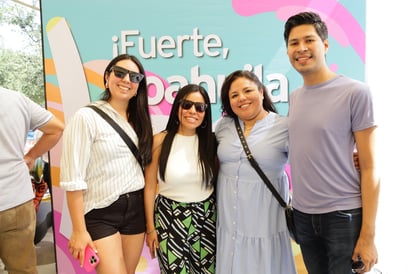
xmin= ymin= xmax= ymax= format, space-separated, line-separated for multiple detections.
xmin=0 ymin=0 xmax=44 ymax=106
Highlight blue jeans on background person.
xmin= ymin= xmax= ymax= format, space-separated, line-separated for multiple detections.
xmin=294 ymin=207 xmax=362 ymax=274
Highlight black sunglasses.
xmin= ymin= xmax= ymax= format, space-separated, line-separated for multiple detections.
xmin=180 ymin=99 xmax=208 ymax=113
xmin=110 ymin=66 xmax=144 ymax=83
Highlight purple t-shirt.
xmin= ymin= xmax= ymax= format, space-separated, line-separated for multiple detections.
xmin=289 ymin=75 xmax=376 ymax=213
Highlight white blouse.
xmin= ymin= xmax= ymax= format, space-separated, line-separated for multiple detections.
xmin=60 ymin=101 xmax=144 ymax=214
xmin=158 ymin=134 xmax=213 ymax=203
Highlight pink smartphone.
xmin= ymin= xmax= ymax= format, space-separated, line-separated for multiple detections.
xmin=83 ymin=246 xmax=99 ymax=272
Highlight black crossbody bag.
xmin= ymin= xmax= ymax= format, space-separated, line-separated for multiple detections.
xmin=87 ymin=105 xmax=144 ymax=171
xmin=234 ymin=118 xmax=298 ymax=241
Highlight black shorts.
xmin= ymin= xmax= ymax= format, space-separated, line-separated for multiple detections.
xmin=85 ymin=190 xmax=145 ymax=241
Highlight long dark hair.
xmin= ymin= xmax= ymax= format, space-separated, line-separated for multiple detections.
xmin=220 ymin=70 xmax=277 ymax=118
xmin=102 ymin=53 xmax=153 ymax=166
xmin=158 ymin=84 xmax=217 ymax=188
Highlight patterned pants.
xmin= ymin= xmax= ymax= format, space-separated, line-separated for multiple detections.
xmin=155 ymin=194 xmax=216 ymax=274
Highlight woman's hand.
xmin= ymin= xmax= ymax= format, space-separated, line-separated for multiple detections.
xmin=68 ymin=230 xmax=96 ymax=267
xmin=145 ymin=229 xmax=159 ymax=259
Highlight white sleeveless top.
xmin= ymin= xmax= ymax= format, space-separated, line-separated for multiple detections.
xmin=158 ymin=134 xmax=213 ymax=202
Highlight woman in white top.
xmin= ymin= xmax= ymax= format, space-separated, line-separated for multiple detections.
xmin=60 ymin=54 xmax=153 ymax=274
xmin=144 ymin=84 xmax=218 ymax=273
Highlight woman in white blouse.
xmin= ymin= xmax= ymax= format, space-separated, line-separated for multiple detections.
xmin=60 ymin=54 xmax=153 ymax=274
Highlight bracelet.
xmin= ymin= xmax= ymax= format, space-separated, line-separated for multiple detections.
xmin=146 ymin=229 xmax=156 ymax=235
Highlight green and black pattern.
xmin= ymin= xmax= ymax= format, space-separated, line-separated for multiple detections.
xmin=155 ymin=194 xmax=216 ymax=274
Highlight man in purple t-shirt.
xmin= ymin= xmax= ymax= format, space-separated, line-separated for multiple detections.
xmin=284 ymin=12 xmax=379 ymax=274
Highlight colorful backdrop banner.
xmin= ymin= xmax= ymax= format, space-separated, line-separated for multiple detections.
xmin=40 ymin=0 xmax=365 ymax=273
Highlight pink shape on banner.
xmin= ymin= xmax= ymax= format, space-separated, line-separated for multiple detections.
xmin=330 ymin=63 xmax=338 ymax=72
xmin=231 ymin=0 xmax=365 ymax=62
xmin=54 ymin=210 xmax=160 ymax=273
xmin=146 ymin=71 xmax=172 ymax=116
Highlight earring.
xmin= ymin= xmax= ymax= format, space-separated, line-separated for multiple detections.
xmin=201 ymin=121 xmax=207 ymax=128
xmin=105 ymin=83 xmax=108 ymax=88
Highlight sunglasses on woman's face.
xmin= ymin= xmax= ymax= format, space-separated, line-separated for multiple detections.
xmin=110 ymin=66 xmax=145 ymax=83
xmin=180 ymin=99 xmax=208 ymax=113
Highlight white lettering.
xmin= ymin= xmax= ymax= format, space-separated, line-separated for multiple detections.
xmin=121 ymin=30 xmax=139 ymax=53
xmin=157 ymin=36 xmax=176 ymax=58
xmin=145 ymin=65 xmax=288 ymax=107
xmin=204 ymin=34 xmax=222 ymax=57
xmin=266 ymin=73 xmax=288 ymax=102
xmin=116 ymin=28 xmax=224 ymax=59
xmin=147 ymin=76 xmax=165 ymax=105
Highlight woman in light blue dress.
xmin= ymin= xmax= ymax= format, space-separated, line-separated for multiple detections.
xmin=215 ymin=70 xmax=296 ymax=274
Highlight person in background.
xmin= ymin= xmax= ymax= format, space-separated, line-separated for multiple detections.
xmin=60 ymin=54 xmax=153 ymax=274
xmin=215 ymin=70 xmax=296 ymax=274
xmin=0 ymin=86 xmax=64 ymax=274
xmin=144 ymin=84 xmax=218 ymax=273
xmin=284 ymin=11 xmax=379 ymax=274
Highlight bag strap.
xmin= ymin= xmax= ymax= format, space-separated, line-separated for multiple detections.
xmin=234 ymin=118 xmax=288 ymax=208
xmin=87 ymin=105 xmax=143 ymax=170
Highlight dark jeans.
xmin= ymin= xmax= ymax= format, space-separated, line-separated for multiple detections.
xmin=294 ymin=208 xmax=362 ymax=274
